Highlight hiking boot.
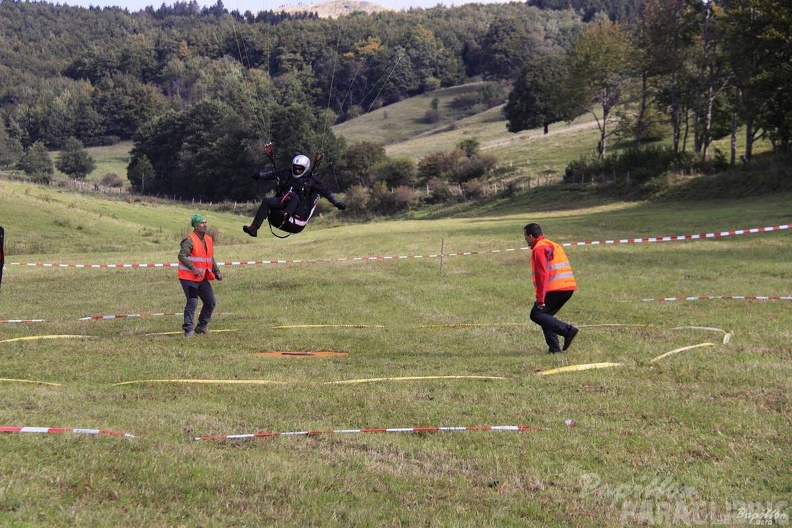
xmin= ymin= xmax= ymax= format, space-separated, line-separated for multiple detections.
xmin=195 ymin=326 xmax=209 ymax=335
xmin=243 ymin=225 xmax=258 ymax=237
xmin=184 ymin=330 xmax=195 ymax=338
xmin=562 ymin=326 xmax=579 ymax=351
xmin=547 ymin=348 xmax=562 ymax=354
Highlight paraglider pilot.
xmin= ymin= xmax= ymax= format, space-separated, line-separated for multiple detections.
xmin=243 ymin=145 xmax=346 ymax=237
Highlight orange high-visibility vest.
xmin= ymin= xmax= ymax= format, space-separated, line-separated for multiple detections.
xmin=178 ymin=232 xmax=216 ymax=282
xmin=532 ymin=238 xmax=577 ymax=292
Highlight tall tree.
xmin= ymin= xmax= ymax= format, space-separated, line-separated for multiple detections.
xmin=56 ymin=137 xmax=96 ymax=180
xmin=638 ymin=0 xmax=701 ymax=153
xmin=504 ymin=54 xmax=577 ymax=134
xmin=480 ymin=17 xmax=536 ymax=80
xmin=17 ymin=141 xmax=54 ymax=181
xmin=567 ymin=16 xmax=634 ymax=156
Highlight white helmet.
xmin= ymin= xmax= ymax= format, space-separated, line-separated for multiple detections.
xmin=292 ymin=154 xmax=311 ymax=178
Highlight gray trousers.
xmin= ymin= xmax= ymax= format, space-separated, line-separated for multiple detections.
xmin=180 ymin=278 xmax=216 ymax=332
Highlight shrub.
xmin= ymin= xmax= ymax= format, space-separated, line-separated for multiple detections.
xmin=426 ymin=177 xmax=459 ymax=204
xmin=462 ymin=178 xmax=491 ymax=200
xmin=100 ymin=173 xmax=126 ymax=188
xmin=564 ymin=146 xmax=704 ymax=184
xmin=344 ymin=185 xmax=371 ymax=213
xmin=422 ymin=108 xmax=442 ymax=124
xmin=448 ymin=92 xmax=481 ymax=111
xmin=367 ymin=182 xmax=416 ymax=214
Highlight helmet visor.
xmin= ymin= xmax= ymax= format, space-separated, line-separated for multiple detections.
xmin=293 ymin=164 xmax=306 ymax=176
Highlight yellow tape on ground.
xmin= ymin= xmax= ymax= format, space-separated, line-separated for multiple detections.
xmin=0 ymin=335 xmax=91 ymax=343
xmin=537 ymin=363 xmax=623 ymax=376
xmin=0 ymin=378 xmax=61 ymax=386
xmin=673 ymin=326 xmax=733 ymax=344
xmin=419 ymin=323 xmax=530 ymax=328
xmin=577 ymin=324 xmax=650 ymax=328
xmin=111 ymin=379 xmax=287 ymax=387
xmin=143 ymin=329 xmax=237 ymax=336
xmin=273 ymin=324 xmax=385 ymax=329
xmin=650 ymin=342 xmax=715 ymax=363
xmin=673 ymin=325 xmax=726 ymax=333
xmin=325 ymin=375 xmax=507 ymax=385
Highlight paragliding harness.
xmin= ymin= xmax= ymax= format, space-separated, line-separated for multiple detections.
xmin=263 ymin=144 xmax=325 ymax=238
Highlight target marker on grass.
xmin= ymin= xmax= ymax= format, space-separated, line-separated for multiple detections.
xmin=254 ymin=351 xmax=349 ymax=358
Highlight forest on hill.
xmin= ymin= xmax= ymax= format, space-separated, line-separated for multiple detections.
xmin=0 ymin=0 xmax=790 ymax=212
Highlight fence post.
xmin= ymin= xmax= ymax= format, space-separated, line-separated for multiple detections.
xmin=439 ymin=238 xmax=445 ymax=274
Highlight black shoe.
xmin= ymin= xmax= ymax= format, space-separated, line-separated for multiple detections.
xmin=243 ymin=225 xmax=258 ymax=237
xmin=562 ymin=326 xmax=579 ymax=351
xmin=548 ymin=348 xmax=562 ymax=354
xmin=195 ymin=326 xmax=208 ymax=335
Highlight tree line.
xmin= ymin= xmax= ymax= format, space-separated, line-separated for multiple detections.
xmin=505 ymin=0 xmax=791 ymax=183
xmin=1 ymin=0 xmax=789 ymax=209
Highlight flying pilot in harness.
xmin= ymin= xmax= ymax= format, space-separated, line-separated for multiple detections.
xmin=243 ymin=143 xmax=346 ymax=238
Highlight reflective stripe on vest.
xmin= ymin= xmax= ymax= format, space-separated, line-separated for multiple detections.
xmin=532 ymin=239 xmax=577 ymax=292
xmin=178 ymin=232 xmax=215 ymax=282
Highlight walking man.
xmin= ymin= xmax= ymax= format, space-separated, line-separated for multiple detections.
xmin=524 ymin=223 xmax=579 ymax=353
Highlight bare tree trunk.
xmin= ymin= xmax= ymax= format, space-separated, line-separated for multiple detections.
xmin=670 ymin=15 xmax=681 ymax=153
xmin=730 ymin=93 xmax=738 ymax=167
xmin=744 ymin=114 xmax=755 ymax=161
xmin=702 ymin=84 xmax=714 ymax=162
xmin=635 ymin=73 xmax=649 ymax=148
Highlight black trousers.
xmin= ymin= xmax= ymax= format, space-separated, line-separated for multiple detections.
xmin=250 ymin=193 xmax=300 ymax=229
xmin=529 ymin=290 xmax=574 ymax=352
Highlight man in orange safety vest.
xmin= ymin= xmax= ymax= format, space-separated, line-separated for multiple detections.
xmin=178 ymin=214 xmax=223 ymax=337
xmin=524 ymin=223 xmax=579 ymax=353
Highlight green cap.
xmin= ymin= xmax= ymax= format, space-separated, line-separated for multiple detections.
xmin=191 ymin=214 xmax=206 ymax=227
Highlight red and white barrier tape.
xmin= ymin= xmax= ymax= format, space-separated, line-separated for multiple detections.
xmin=77 ymin=312 xmax=233 ymax=321
xmin=78 ymin=312 xmax=182 ymax=321
xmin=0 ymin=319 xmax=45 ymax=324
xmin=562 ymin=224 xmax=788 ymax=246
xmin=7 ymin=224 xmax=788 ymax=269
xmin=642 ymin=295 xmax=792 ymax=302
xmin=195 ymin=424 xmax=541 ymax=441
xmin=0 ymin=426 xmax=135 ymax=438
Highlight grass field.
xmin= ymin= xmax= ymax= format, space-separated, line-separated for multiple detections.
xmin=0 ymin=177 xmax=790 ymax=526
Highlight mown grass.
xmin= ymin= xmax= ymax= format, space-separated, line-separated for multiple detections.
xmin=51 ymin=141 xmax=133 ymax=185
xmin=0 ymin=178 xmax=790 ymax=526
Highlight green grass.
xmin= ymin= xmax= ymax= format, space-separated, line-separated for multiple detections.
xmin=1 ymin=178 xmax=790 ymax=526
xmin=51 ymin=141 xmax=133 ymax=185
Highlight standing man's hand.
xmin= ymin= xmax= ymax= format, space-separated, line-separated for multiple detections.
xmin=535 ymin=301 xmax=545 ymax=309
xmin=215 ymin=270 xmax=224 ymax=281
xmin=193 ymin=268 xmax=205 ymax=278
